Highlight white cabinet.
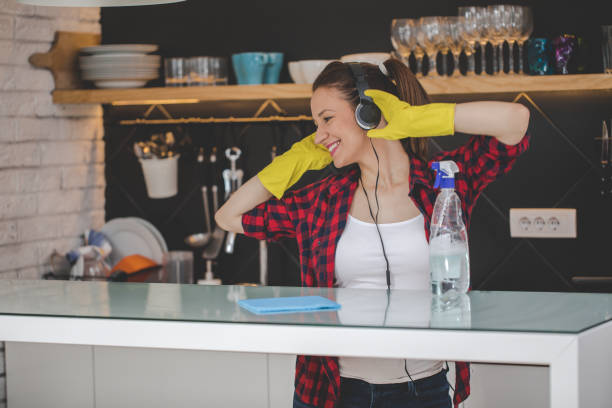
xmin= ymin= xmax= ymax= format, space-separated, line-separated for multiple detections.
xmin=468 ymin=363 xmax=549 ymax=408
xmin=5 ymin=344 xmax=549 ymax=408
xmin=5 ymin=342 xmax=94 ymax=408
xmin=94 ymin=347 xmax=268 ymax=408
xmin=268 ymin=354 xmax=296 ymax=408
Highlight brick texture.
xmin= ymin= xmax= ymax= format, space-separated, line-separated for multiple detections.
xmin=0 ymin=2 xmax=102 ymax=404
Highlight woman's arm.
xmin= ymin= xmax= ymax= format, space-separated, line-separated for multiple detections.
xmin=215 ymin=175 xmax=271 ymax=234
xmin=454 ymin=101 xmax=530 ymax=146
xmin=215 ymin=132 xmax=331 ymax=235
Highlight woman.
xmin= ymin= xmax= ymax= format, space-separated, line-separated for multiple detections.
xmin=215 ymin=59 xmax=530 ymax=408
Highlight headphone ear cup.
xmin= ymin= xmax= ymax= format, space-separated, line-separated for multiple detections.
xmin=355 ymin=102 xmax=381 ymax=130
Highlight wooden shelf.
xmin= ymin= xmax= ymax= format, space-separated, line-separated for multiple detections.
xmin=52 ymin=74 xmax=612 ymax=105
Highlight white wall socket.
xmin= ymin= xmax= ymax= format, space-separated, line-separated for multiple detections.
xmin=509 ymin=208 xmax=577 ymax=238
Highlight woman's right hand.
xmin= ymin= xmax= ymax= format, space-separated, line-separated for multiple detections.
xmin=257 ymin=132 xmax=331 ymax=199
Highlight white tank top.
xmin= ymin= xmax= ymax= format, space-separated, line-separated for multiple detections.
xmin=335 ymin=214 xmax=443 ymax=383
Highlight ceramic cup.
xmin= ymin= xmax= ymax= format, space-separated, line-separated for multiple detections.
xmin=231 ymin=52 xmax=269 ymax=84
xmin=263 ymin=52 xmax=284 ymax=84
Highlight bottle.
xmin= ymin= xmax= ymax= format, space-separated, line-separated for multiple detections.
xmin=429 ymin=160 xmax=470 ymax=304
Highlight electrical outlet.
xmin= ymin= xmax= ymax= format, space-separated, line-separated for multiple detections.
xmin=509 ymin=208 xmax=577 ymax=238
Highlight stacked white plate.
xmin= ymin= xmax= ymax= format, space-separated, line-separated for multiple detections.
xmin=79 ymin=44 xmax=160 ymax=89
xmin=101 ymin=217 xmax=168 ymax=268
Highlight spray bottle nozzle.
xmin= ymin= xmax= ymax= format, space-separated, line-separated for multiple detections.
xmin=431 ymin=160 xmax=459 ymax=189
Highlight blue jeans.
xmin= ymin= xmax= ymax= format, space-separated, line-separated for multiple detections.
xmin=293 ymin=370 xmax=451 ymax=408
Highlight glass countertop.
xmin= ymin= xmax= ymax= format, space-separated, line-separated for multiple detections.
xmin=1 ymin=280 xmax=611 ymax=334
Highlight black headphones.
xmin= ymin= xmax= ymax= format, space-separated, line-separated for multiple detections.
xmin=346 ymin=62 xmax=382 ymax=130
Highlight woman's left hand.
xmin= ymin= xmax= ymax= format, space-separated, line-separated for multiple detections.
xmin=364 ymin=89 xmax=456 ymax=140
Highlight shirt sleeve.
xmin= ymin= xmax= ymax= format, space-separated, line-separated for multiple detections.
xmin=241 ymin=196 xmax=297 ymax=242
xmin=241 ymin=181 xmax=320 ymax=242
xmin=442 ymin=132 xmax=530 ymax=204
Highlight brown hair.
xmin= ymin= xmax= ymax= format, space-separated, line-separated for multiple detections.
xmin=312 ymin=59 xmax=430 ymax=161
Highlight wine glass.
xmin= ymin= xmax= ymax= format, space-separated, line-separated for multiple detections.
xmin=437 ymin=17 xmax=452 ymax=76
xmin=391 ymin=19 xmax=412 ymax=64
xmin=457 ymin=7 xmax=483 ymax=75
xmin=447 ymin=16 xmax=466 ymax=77
xmin=517 ymin=6 xmax=534 ymax=74
xmin=486 ymin=5 xmax=512 ymax=74
xmin=506 ymin=6 xmax=524 ymax=74
xmin=410 ymin=23 xmax=426 ymax=77
xmin=391 ymin=19 xmax=424 ymax=76
xmin=418 ymin=16 xmax=444 ymax=77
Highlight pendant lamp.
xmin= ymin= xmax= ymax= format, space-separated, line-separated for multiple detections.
xmin=17 ymin=0 xmax=185 ymax=6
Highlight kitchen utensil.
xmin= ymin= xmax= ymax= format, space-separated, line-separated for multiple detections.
xmin=222 ymin=169 xmax=231 ymax=200
xmin=162 ymin=251 xmax=194 ymax=284
xmin=297 ymin=59 xmax=335 ymax=83
xmin=198 ymin=226 xmax=226 ymax=285
xmin=184 ymin=186 xmax=212 ymax=248
xmin=107 ymin=254 xmax=161 ymax=283
xmin=232 ymin=52 xmax=269 ymax=84
xmin=164 ymin=57 xmax=188 ymax=86
xmin=48 ymin=250 xmax=72 ymax=279
xmin=288 ymin=61 xmax=304 ymax=84
xmin=212 ymin=185 xmax=219 ymax=214
xmin=126 ymin=217 xmax=168 ymax=253
xmin=139 ymin=154 xmax=180 ymax=198
xmin=224 ymin=147 xmax=243 ymax=254
xmin=187 ymin=56 xmax=228 ymax=86
xmin=601 ymin=120 xmax=609 ymax=167
xmin=202 ymin=186 xmax=212 ymax=236
xmin=80 ymin=44 xmax=158 ymax=55
xmin=263 ymin=52 xmax=284 ymax=84
xmin=100 ymin=218 xmax=165 ymax=267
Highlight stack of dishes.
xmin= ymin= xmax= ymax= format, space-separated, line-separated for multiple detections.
xmin=100 ymin=217 xmax=167 ymax=268
xmin=79 ymin=44 xmax=160 ymax=89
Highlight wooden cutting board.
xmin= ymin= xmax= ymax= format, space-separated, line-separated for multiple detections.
xmin=29 ymin=31 xmax=101 ymax=90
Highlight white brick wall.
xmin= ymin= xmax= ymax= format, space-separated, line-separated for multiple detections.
xmin=0 ymin=2 xmax=102 ymax=403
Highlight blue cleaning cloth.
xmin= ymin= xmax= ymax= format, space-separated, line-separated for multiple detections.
xmin=238 ymin=296 xmax=341 ymax=315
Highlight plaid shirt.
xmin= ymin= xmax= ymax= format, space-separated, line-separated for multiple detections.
xmin=243 ymin=133 xmax=530 ymax=408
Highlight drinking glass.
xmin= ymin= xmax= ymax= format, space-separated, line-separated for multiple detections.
xmin=391 ymin=19 xmax=412 ymax=64
xmin=164 ymin=57 xmax=188 ymax=86
xmin=391 ymin=19 xmax=423 ymax=76
xmin=507 ymin=5 xmax=524 ymax=74
xmin=447 ymin=16 xmax=466 ymax=77
xmin=409 ymin=20 xmax=425 ymax=77
xmin=457 ymin=6 xmax=482 ymax=75
xmin=486 ymin=5 xmax=512 ymax=74
xmin=517 ymin=6 xmax=534 ymax=74
xmin=163 ymin=251 xmax=194 ymax=284
xmin=418 ymin=16 xmax=444 ymax=77
xmin=438 ymin=17 xmax=452 ymax=76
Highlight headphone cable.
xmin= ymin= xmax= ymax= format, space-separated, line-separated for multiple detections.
xmin=360 ymin=139 xmax=420 ymax=397
xmin=359 ymin=139 xmax=391 ymax=291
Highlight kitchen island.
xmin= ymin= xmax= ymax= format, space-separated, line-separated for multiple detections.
xmin=0 ymin=280 xmax=611 ymax=408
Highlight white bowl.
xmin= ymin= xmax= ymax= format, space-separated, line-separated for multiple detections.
xmin=340 ymin=53 xmax=391 ymax=66
xmin=298 ymin=60 xmax=336 ymax=84
xmin=288 ymin=61 xmax=304 ymax=84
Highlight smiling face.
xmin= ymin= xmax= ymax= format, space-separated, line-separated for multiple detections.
xmin=311 ymin=86 xmax=371 ymax=168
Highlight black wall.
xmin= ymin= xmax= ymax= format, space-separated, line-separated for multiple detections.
xmin=102 ymin=0 xmax=612 ymax=291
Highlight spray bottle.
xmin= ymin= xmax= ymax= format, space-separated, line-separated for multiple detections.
xmin=429 ymin=160 xmax=470 ymax=304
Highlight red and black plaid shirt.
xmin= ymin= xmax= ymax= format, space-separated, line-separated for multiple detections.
xmin=243 ymin=133 xmax=530 ymax=408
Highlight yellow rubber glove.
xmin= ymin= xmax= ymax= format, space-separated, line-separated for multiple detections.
xmin=257 ymin=133 xmax=332 ymax=199
xmin=364 ymin=89 xmax=456 ymax=139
